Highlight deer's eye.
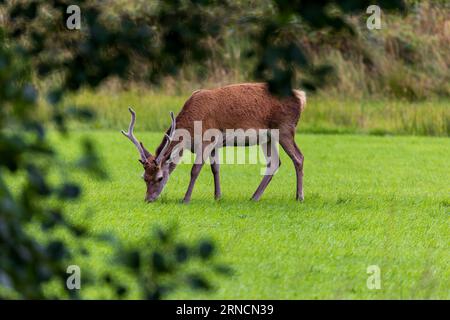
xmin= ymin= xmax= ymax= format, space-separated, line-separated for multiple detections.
xmin=156 ymin=176 xmax=163 ymax=182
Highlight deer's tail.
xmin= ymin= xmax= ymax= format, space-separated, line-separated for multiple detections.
xmin=293 ymin=90 xmax=306 ymax=111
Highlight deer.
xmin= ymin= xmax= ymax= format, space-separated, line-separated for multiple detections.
xmin=121 ymin=83 xmax=306 ymax=203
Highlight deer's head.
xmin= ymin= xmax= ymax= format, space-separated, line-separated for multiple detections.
xmin=121 ymin=108 xmax=176 ymax=202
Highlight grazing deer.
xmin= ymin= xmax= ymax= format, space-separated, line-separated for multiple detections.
xmin=121 ymin=83 xmax=306 ymax=203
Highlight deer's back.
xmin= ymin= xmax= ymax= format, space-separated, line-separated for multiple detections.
xmin=177 ymin=83 xmax=305 ymax=132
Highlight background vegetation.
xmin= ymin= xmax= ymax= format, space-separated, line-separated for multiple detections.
xmin=38 ymin=0 xmax=449 ymax=136
xmin=137 ymin=1 xmax=449 ymax=101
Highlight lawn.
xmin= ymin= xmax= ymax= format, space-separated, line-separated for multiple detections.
xmin=52 ymin=131 xmax=449 ymax=299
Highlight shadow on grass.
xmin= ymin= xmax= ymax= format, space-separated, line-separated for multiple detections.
xmin=153 ymin=191 xmax=444 ymax=216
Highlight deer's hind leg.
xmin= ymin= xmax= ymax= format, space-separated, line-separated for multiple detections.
xmin=279 ymin=128 xmax=304 ymax=201
xmin=251 ymin=139 xmax=281 ymax=201
xmin=210 ymin=149 xmax=221 ymax=200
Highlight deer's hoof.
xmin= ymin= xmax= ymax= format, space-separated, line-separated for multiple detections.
xmin=182 ymin=198 xmax=190 ymax=204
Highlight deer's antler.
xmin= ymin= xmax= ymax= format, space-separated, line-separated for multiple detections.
xmin=155 ymin=111 xmax=176 ymax=164
xmin=121 ymin=107 xmax=149 ymax=163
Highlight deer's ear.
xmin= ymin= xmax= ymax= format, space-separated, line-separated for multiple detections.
xmin=140 ymin=142 xmax=152 ymax=158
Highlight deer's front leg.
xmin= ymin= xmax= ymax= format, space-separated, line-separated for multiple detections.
xmin=183 ymin=162 xmax=204 ymax=203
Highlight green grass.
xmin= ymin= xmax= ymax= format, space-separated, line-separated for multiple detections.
xmin=42 ymin=89 xmax=449 ymax=136
xmin=45 ymin=130 xmax=450 ymax=299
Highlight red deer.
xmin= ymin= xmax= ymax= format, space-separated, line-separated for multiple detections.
xmin=121 ymin=83 xmax=306 ymax=203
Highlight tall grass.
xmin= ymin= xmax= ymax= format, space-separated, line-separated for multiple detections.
xmin=320 ymin=2 xmax=450 ymax=101
xmin=51 ymin=88 xmax=449 ymax=136
xmin=138 ymin=2 xmax=449 ymax=102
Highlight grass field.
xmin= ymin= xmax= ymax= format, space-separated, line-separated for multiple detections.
xmin=44 ymin=130 xmax=450 ymax=299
